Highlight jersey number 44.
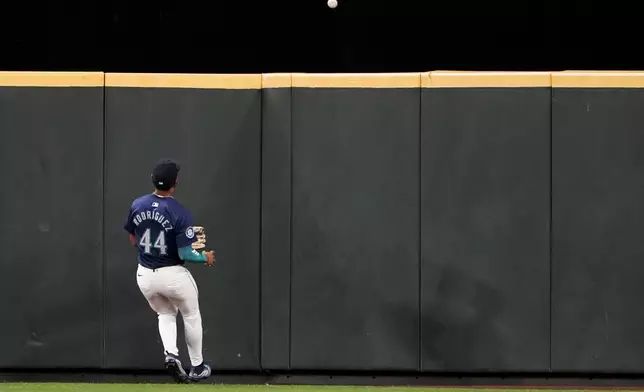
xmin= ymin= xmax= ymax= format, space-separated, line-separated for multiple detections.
xmin=139 ymin=228 xmax=168 ymax=255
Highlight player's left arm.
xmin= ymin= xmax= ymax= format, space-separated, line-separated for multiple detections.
xmin=178 ymin=246 xmax=208 ymax=262
xmin=175 ymin=210 xmax=212 ymax=264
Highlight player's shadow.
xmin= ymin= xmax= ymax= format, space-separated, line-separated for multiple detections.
xmin=418 ymin=264 xmax=505 ymax=371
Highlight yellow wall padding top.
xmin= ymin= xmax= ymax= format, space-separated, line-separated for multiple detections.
xmin=105 ymin=73 xmax=262 ymax=89
xmin=0 ymin=72 xmax=105 ymax=87
xmin=552 ymin=72 xmax=644 ymax=88
xmin=262 ymin=73 xmax=292 ymax=88
xmin=3 ymin=71 xmax=644 ymax=88
xmin=291 ymin=73 xmax=422 ymax=88
xmin=422 ymin=71 xmax=552 ymax=88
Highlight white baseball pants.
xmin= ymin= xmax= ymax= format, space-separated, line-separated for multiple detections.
xmin=136 ymin=264 xmax=204 ymax=367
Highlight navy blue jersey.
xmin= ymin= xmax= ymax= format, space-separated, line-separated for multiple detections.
xmin=123 ymin=194 xmax=197 ymax=269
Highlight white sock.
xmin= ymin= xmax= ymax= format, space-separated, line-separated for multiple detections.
xmin=158 ymin=313 xmax=178 ymax=356
xmin=182 ymin=309 xmax=204 ymax=366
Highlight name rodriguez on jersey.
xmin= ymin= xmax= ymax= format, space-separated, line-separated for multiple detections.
xmin=131 ymin=210 xmax=174 ymax=232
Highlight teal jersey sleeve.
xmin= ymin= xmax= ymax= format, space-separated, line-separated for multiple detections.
xmin=178 ymin=246 xmax=207 ymax=263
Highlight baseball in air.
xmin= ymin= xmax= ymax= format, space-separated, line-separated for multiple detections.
xmin=327 ymin=0 xmax=338 ymax=8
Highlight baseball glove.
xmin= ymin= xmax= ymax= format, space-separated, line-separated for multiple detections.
xmin=191 ymin=226 xmax=207 ymax=250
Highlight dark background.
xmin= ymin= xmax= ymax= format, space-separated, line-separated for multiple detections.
xmin=0 ymin=0 xmax=639 ymax=73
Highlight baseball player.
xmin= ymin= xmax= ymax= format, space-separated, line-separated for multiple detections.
xmin=123 ymin=159 xmax=215 ymax=383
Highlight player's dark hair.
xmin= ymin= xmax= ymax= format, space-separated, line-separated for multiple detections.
xmin=151 ymin=159 xmax=180 ymax=191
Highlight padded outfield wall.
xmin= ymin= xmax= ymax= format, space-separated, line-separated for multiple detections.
xmin=0 ymin=71 xmax=642 ymax=374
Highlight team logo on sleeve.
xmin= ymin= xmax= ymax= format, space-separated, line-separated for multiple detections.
xmin=186 ymin=227 xmax=195 ymax=239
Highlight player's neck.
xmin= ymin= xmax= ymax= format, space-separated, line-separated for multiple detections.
xmin=153 ymin=190 xmax=174 ymax=198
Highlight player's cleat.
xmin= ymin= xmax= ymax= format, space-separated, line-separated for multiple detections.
xmin=164 ymin=352 xmax=189 ymax=384
xmin=188 ymin=362 xmax=212 ymax=382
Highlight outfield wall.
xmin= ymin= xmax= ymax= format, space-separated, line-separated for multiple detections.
xmin=0 ymin=71 xmax=643 ymax=374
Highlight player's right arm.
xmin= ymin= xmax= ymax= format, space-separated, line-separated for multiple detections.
xmin=123 ymin=207 xmax=137 ymax=247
